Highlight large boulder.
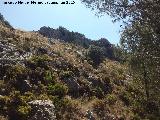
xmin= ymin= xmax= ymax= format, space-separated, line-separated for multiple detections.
xmin=28 ymin=100 xmax=56 ymax=120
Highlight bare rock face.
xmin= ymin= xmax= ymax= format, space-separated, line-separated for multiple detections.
xmin=28 ymin=100 xmax=56 ymax=120
xmin=0 ymin=39 xmax=32 ymax=65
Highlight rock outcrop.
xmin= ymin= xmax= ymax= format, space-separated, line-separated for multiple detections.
xmin=28 ymin=100 xmax=56 ymax=120
xmin=0 ymin=39 xmax=32 ymax=65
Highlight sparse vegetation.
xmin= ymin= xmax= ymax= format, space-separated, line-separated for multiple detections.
xmin=0 ymin=12 xmax=159 ymax=120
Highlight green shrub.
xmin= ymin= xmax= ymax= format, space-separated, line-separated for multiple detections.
xmin=44 ymin=71 xmax=53 ymax=81
xmin=106 ymin=94 xmax=117 ymax=105
xmin=86 ymin=45 xmax=105 ymax=67
xmin=31 ymin=54 xmax=52 ymax=62
xmin=23 ymin=92 xmax=34 ymax=100
xmin=3 ymin=65 xmax=29 ymax=93
xmin=0 ymin=96 xmax=10 ymax=114
xmin=29 ymin=55 xmax=52 ymax=69
xmin=52 ymin=97 xmax=81 ymax=119
xmin=5 ymin=65 xmax=27 ymax=82
xmin=119 ymin=90 xmax=131 ymax=106
xmin=92 ymin=86 xmax=104 ymax=99
xmin=51 ymin=96 xmax=65 ymax=109
xmin=17 ymin=105 xmax=31 ymax=119
xmin=48 ymin=83 xmax=68 ymax=98
xmin=9 ymin=91 xmax=22 ymax=105
xmin=43 ymin=70 xmax=55 ymax=85
xmin=37 ymin=93 xmax=50 ymax=100
xmin=6 ymin=91 xmax=30 ymax=120
xmin=60 ymin=71 xmax=74 ymax=79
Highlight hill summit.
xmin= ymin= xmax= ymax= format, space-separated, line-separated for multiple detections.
xmin=38 ymin=26 xmax=115 ymax=59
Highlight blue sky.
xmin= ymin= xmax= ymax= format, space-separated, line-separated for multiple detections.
xmin=0 ymin=0 xmax=121 ymax=44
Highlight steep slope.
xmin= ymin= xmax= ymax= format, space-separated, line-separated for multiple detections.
xmin=0 ymin=14 xmax=149 ymax=120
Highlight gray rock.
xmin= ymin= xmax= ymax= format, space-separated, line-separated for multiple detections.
xmin=28 ymin=100 xmax=56 ymax=120
xmin=0 ymin=40 xmax=33 ymax=65
xmin=61 ymin=77 xmax=80 ymax=93
xmin=21 ymin=80 xmax=32 ymax=92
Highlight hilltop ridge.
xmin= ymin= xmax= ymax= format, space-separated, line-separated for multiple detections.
xmin=38 ymin=26 xmax=115 ymax=59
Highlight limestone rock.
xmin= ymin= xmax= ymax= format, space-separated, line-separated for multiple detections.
xmin=28 ymin=100 xmax=56 ymax=120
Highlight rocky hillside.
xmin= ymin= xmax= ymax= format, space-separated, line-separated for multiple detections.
xmin=0 ymin=13 xmax=156 ymax=120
